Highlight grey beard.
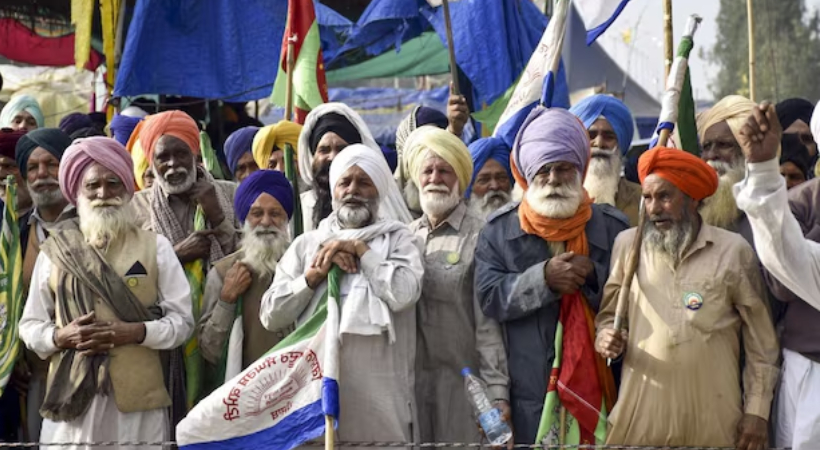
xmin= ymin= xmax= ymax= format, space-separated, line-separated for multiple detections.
xmin=469 ymin=190 xmax=511 ymax=220
xmin=240 ymin=223 xmax=290 ymax=276
xmin=154 ymin=163 xmax=196 ymax=195
xmin=333 ymin=196 xmax=379 ymax=229
xmin=583 ymin=153 xmax=622 ymax=206
xmin=28 ymin=183 xmax=65 ymax=208
xmin=700 ymin=162 xmax=745 ymax=230
xmin=402 ymin=181 xmax=422 ymax=214
xmin=643 ymin=210 xmax=697 ymax=267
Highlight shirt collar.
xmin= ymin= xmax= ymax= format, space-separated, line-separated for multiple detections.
xmin=421 ymin=201 xmax=468 ymax=232
xmin=28 ymin=204 xmax=75 ymax=226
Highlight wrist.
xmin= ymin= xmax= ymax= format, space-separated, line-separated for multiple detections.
xmin=135 ymin=323 xmax=147 ymax=344
xmin=220 ymin=288 xmax=238 ymax=304
xmin=354 ymin=241 xmax=369 ymax=258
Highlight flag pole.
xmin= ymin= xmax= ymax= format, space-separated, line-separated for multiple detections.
xmin=608 ymin=14 xmax=703 ymax=366
xmin=540 ymin=0 xmax=570 ymax=108
xmin=325 ymin=416 xmax=334 ymax=450
xmin=747 ymin=0 xmax=756 ymax=101
xmin=663 ymin=0 xmax=673 ymax=79
xmin=441 ymin=0 xmax=460 ymax=95
xmin=285 ymin=34 xmax=296 ymax=122
xmin=283 ymin=34 xmax=303 ymax=238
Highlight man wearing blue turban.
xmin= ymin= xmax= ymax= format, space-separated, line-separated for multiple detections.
xmin=570 ymin=94 xmax=641 ymax=225
xmin=465 ymin=136 xmax=513 ymax=219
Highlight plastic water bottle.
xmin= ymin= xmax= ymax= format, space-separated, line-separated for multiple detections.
xmin=462 ymin=367 xmax=512 ymax=445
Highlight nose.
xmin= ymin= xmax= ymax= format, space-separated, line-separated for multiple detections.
xmin=701 ymin=145 xmax=719 ymax=162
xmin=327 ymin=149 xmax=342 ymax=163
xmin=259 ymin=213 xmax=273 ymax=227
xmin=646 ymin=197 xmax=662 ymax=216
xmin=98 ymin=183 xmax=110 ymax=199
xmin=36 ymin=162 xmax=49 ymax=179
xmin=430 ymin=169 xmax=446 ymax=185
xmin=487 ymin=177 xmax=500 ymax=191
xmin=546 ymin=169 xmax=561 ymax=186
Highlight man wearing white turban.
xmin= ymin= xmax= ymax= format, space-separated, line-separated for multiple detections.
xmin=262 ymin=144 xmax=424 ymax=446
xmin=0 ymin=95 xmax=44 ymax=132
xmin=405 ymin=126 xmax=510 ymax=445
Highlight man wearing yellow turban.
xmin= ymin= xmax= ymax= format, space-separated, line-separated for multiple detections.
xmin=405 ymin=126 xmax=510 ymax=445
xmin=251 ymin=120 xmax=302 ymax=173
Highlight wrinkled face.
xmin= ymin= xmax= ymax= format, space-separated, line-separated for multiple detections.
xmin=79 ymin=163 xmax=128 ymax=204
xmin=472 ymin=159 xmax=512 ymax=199
xmin=419 ymin=154 xmax=461 ymax=219
xmin=26 ymin=147 xmax=65 ymax=207
xmin=418 ymin=154 xmax=459 ymax=193
xmin=642 ymin=174 xmax=699 ymax=232
xmin=701 ymin=120 xmax=742 ymax=168
xmin=312 ymin=132 xmax=349 ymax=185
xmin=780 ymin=161 xmax=806 ymax=190
xmin=234 ymin=152 xmax=259 ymax=182
xmin=333 ymin=165 xmax=379 ymax=228
xmin=533 ymin=161 xmax=578 ymax=188
xmin=267 ymin=148 xmax=287 ymax=173
xmin=525 ymin=161 xmax=583 ymax=219
xmin=588 ymin=118 xmax=618 ymax=152
xmin=784 ymin=119 xmax=817 ymax=158
xmin=246 ymin=192 xmax=289 ymax=230
xmin=0 ymin=155 xmax=23 ymax=189
xmin=10 ymin=111 xmax=37 ymax=132
xmin=153 ymin=135 xmax=196 ymax=192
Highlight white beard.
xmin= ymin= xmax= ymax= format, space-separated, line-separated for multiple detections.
xmin=420 ymin=183 xmax=460 ymax=220
xmin=525 ymin=174 xmax=583 ymax=219
xmin=700 ymin=160 xmax=744 ymax=230
xmin=468 ymin=189 xmax=511 ymax=220
xmin=28 ymin=179 xmax=64 ymax=208
xmin=77 ymin=196 xmax=135 ymax=248
xmin=402 ymin=181 xmax=422 ymax=214
xmin=154 ymin=161 xmax=197 ymax=194
xmin=333 ymin=195 xmax=379 ymax=229
xmin=583 ymin=147 xmax=622 ymax=206
xmin=239 ymin=222 xmax=290 ymax=277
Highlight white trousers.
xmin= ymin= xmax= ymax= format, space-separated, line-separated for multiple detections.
xmin=775 ymin=348 xmax=820 ymax=450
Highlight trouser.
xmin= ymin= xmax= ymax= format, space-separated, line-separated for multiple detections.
xmin=775 ymin=348 xmax=820 ymax=450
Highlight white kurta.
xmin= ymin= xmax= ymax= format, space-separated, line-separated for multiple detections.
xmin=18 ymin=234 xmax=194 ymax=450
xmin=734 ymin=158 xmax=820 ymax=450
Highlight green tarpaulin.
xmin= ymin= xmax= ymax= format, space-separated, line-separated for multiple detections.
xmin=326 ymin=32 xmax=449 ymax=82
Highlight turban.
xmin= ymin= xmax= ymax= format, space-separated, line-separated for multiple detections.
xmin=696 ymin=95 xmax=756 ymax=142
xmin=512 ymin=107 xmax=590 ymax=187
xmin=16 ymin=128 xmax=72 ymax=178
xmin=638 ymin=147 xmax=718 ymax=201
xmin=69 ymin=126 xmax=104 ymax=140
xmin=298 ymin=103 xmax=379 ymax=185
xmin=109 ymin=114 xmax=143 ymax=146
xmin=308 ymin=113 xmax=362 ymax=154
xmin=233 ymin=169 xmax=294 ymax=223
xmin=0 ymin=128 xmax=25 ymax=159
xmin=810 ymin=101 xmax=820 ymax=149
xmin=777 ymin=98 xmax=814 ymax=130
xmin=138 ymin=110 xmax=200 ymax=163
xmin=126 ymin=119 xmax=151 ymax=190
xmin=569 ymin=94 xmax=634 ymax=154
xmin=0 ymin=95 xmax=44 ymax=129
xmin=780 ymin=134 xmax=811 ymax=179
xmin=465 ymin=136 xmax=512 ymax=198
xmin=59 ymin=137 xmax=135 ymax=205
xmin=403 ymin=125 xmax=473 ymax=193
xmin=59 ymin=113 xmax=93 ymax=136
xmin=251 ymin=121 xmax=302 ymax=170
xmin=224 ymin=126 xmax=259 ymax=175
xmin=329 ymin=144 xmax=412 ymax=223
xmin=395 ymin=105 xmax=449 ymax=187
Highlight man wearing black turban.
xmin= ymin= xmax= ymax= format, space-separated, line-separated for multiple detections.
xmin=776 ymin=98 xmax=816 ymax=176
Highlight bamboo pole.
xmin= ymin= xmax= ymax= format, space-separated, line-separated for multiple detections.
xmin=282 ymin=35 xmax=303 ymax=237
xmin=441 ymin=0 xmax=460 ymax=95
xmin=325 ymin=415 xmax=335 ymax=450
xmin=284 ymin=35 xmax=296 ymax=122
xmin=747 ymin=0 xmax=756 ymax=101
xmin=663 ymin=0 xmax=673 ymax=79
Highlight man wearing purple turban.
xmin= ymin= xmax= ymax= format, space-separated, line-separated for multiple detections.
xmin=199 ymin=170 xmax=295 ymax=378
xmin=19 ymin=136 xmax=193 ymax=448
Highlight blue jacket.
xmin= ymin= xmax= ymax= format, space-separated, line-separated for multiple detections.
xmin=475 ymin=202 xmax=629 ymax=443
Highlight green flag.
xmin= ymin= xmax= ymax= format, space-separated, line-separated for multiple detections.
xmin=0 ymin=178 xmax=23 ymax=396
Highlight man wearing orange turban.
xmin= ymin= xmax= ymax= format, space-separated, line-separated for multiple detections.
xmin=596 ymin=146 xmax=778 ymax=449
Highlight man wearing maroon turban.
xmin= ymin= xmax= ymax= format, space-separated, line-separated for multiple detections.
xmin=19 ymin=136 xmax=193 ymax=448
xmin=0 ymin=127 xmax=32 ymax=213
xmin=596 ymin=146 xmax=778 ymax=449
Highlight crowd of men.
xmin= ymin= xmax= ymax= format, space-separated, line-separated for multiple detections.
xmin=0 ymin=88 xmax=818 ymax=450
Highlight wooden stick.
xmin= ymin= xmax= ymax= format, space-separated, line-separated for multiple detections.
xmin=284 ymin=143 xmax=303 ymax=238
xmin=663 ymin=0 xmax=673 ymax=79
xmin=441 ymin=0 xmax=460 ymax=95
xmin=747 ymin=0 xmax=756 ymax=101
xmin=325 ymin=415 xmax=334 ymax=450
xmin=285 ymin=35 xmax=296 ymax=122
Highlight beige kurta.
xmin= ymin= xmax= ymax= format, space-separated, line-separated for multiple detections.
xmin=596 ymin=224 xmax=779 ymax=447
xmin=408 ymin=202 xmax=509 ymax=443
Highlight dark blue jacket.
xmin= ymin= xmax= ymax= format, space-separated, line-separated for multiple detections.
xmin=475 ymin=202 xmax=628 ymax=443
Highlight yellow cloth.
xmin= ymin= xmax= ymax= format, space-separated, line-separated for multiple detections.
xmin=696 ymin=95 xmax=756 ymax=141
xmin=251 ymin=121 xmax=302 ymax=169
xmin=403 ymin=125 xmax=473 ymax=193
xmin=100 ymin=0 xmax=121 ymax=122
xmin=126 ymin=119 xmax=151 ymax=190
xmin=71 ymin=0 xmax=94 ymax=70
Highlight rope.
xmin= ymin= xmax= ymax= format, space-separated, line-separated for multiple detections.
xmin=0 ymin=442 xmax=793 ymax=449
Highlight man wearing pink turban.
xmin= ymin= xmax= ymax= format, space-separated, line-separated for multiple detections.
xmin=19 ymin=136 xmax=193 ymax=448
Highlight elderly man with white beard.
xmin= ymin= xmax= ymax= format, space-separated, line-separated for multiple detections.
xmin=19 ymin=137 xmax=193 ymax=450
xmin=402 ymin=126 xmax=510 ymax=445
xmin=570 ymin=95 xmax=641 ymax=226
xmin=596 ymin=146 xmax=778 ymax=450
xmin=475 ymin=108 xmax=628 ymax=446
xmin=465 ymin=137 xmax=513 ymax=220
xmin=198 ymin=170 xmax=295 ymax=379
xmin=261 ymin=144 xmax=423 ymax=446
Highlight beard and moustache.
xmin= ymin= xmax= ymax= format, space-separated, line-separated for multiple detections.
xmin=77 ymin=195 xmax=134 ymax=248
xmin=469 ymin=189 xmax=512 ymax=220
xmin=312 ymin=162 xmax=334 ymax=227
xmin=420 ymin=182 xmax=461 ymax=219
xmin=525 ymin=173 xmax=584 ymax=219
xmin=643 ymin=201 xmax=698 ymax=267
xmin=154 ymin=160 xmax=197 ymax=195
xmin=583 ymin=147 xmax=622 ymax=206
xmin=333 ymin=194 xmax=379 ymax=229
xmin=699 ymin=159 xmax=745 ymax=230
xmin=239 ymin=221 xmax=290 ymax=277
xmin=28 ymin=178 xmax=65 ymax=208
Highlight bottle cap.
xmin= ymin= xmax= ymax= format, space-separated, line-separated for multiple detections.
xmin=461 ymin=367 xmax=472 ymax=377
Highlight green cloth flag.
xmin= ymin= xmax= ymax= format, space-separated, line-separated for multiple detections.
xmin=183 ymin=206 xmax=207 ymax=409
xmin=0 ymin=178 xmax=23 ymax=396
xmin=676 ymin=34 xmax=699 ymax=156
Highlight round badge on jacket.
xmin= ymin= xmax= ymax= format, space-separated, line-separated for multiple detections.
xmin=683 ymin=292 xmax=704 ymax=310
xmin=446 ymin=252 xmax=460 ymax=265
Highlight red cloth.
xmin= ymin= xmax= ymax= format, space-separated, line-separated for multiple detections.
xmin=0 ymin=128 xmax=25 ymax=159
xmin=280 ymin=0 xmax=328 ymax=124
xmin=638 ymin=146 xmax=719 ymax=201
xmin=138 ymin=111 xmax=201 ymax=163
xmin=0 ymin=18 xmax=102 ymax=70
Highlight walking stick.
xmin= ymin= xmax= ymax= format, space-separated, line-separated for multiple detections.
xmin=608 ymin=15 xmax=703 ymax=366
